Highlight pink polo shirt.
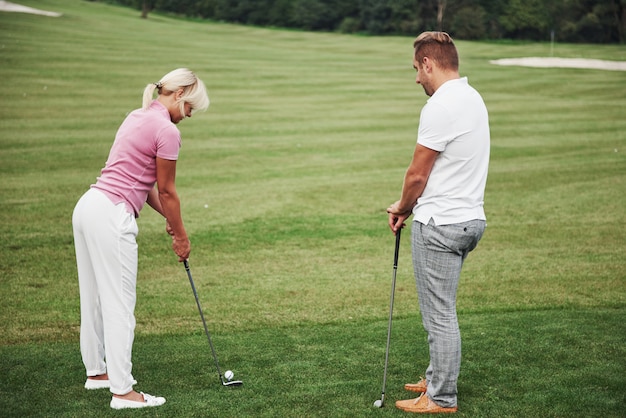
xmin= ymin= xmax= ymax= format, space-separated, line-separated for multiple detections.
xmin=92 ymin=100 xmax=181 ymax=217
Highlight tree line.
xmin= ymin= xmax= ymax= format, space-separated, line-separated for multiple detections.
xmin=93 ymin=0 xmax=625 ymax=43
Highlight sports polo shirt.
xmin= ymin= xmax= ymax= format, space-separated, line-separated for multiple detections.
xmin=413 ymin=77 xmax=490 ymax=226
xmin=92 ymin=100 xmax=181 ymax=217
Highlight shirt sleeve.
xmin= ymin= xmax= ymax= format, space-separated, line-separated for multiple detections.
xmin=155 ymin=124 xmax=181 ymax=161
xmin=417 ymin=101 xmax=454 ymax=152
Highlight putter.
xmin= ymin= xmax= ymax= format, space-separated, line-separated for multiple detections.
xmin=184 ymin=260 xmax=243 ymax=387
xmin=374 ymin=228 xmax=401 ymax=408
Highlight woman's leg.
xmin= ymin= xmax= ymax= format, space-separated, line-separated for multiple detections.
xmin=73 ymin=189 xmax=138 ymax=395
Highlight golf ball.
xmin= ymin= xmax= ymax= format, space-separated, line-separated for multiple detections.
xmin=224 ymin=370 xmax=234 ymax=381
xmin=373 ymin=400 xmax=382 ymax=408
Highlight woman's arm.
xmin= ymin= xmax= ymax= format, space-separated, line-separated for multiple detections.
xmin=154 ymin=157 xmax=190 ymax=261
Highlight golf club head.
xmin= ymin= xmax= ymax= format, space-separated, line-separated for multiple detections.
xmin=222 ymin=379 xmax=243 ymax=387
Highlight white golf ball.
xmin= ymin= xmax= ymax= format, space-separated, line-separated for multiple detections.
xmin=373 ymin=400 xmax=382 ymax=408
xmin=224 ymin=370 xmax=234 ymax=381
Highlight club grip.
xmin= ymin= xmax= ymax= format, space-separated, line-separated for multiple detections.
xmin=393 ymin=228 xmax=401 ymax=267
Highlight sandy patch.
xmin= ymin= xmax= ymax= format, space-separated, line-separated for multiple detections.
xmin=491 ymin=57 xmax=626 ymax=72
xmin=0 ymin=1 xmax=62 ymax=17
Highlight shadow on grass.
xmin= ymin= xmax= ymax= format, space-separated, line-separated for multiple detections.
xmin=1 ymin=307 xmax=624 ymax=417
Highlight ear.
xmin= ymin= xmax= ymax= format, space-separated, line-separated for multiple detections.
xmin=175 ymin=88 xmax=184 ymax=101
xmin=422 ymin=57 xmax=434 ymax=73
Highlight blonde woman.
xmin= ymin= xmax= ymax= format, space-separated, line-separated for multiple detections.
xmin=72 ymin=68 xmax=209 ymax=409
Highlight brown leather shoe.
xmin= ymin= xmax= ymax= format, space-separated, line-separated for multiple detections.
xmin=404 ymin=378 xmax=428 ymax=393
xmin=396 ymin=393 xmax=458 ymax=414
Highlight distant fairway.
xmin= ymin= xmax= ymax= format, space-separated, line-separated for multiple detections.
xmin=0 ymin=1 xmax=624 ymax=416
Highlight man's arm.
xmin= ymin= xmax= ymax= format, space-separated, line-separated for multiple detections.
xmin=387 ymin=143 xmax=439 ymax=232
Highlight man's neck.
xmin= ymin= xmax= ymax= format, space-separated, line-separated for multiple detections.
xmin=432 ymin=70 xmax=460 ymax=93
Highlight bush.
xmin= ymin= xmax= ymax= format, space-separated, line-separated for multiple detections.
xmin=451 ymin=6 xmax=487 ymax=40
xmin=338 ymin=16 xmax=361 ymax=34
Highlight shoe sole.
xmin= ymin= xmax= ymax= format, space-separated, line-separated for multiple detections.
xmin=404 ymin=385 xmax=427 ymax=393
xmin=110 ymin=398 xmax=165 ymax=409
xmin=396 ymin=402 xmax=458 ymax=414
xmin=84 ymin=380 xmax=110 ymax=390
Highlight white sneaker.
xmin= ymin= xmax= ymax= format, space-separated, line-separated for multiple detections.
xmin=110 ymin=392 xmax=166 ymax=409
xmin=84 ymin=379 xmax=110 ymax=390
xmin=84 ymin=377 xmax=137 ymax=390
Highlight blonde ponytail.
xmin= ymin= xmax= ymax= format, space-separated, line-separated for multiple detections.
xmin=142 ymin=68 xmax=209 ymax=114
xmin=142 ymin=83 xmax=160 ymax=110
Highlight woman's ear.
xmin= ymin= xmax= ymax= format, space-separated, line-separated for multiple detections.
xmin=175 ymin=88 xmax=184 ymax=101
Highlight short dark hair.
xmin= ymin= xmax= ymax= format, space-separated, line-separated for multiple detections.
xmin=413 ymin=31 xmax=459 ymax=71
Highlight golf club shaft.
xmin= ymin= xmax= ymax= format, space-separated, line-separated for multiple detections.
xmin=380 ymin=228 xmax=401 ymax=404
xmin=184 ymin=260 xmax=224 ymax=380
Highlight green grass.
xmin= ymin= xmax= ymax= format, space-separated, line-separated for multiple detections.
xmin=2 ymin=309 xmax=624 ymax=417
xmin=1 ymin=1 xmax=625 ymax=416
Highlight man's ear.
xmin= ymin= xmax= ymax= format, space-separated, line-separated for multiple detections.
xmin=422 ymin=57 xmax=433 ymax=73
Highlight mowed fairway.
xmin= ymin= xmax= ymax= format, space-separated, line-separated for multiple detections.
xmin=1 ymin=1 xmax=625 ymax=416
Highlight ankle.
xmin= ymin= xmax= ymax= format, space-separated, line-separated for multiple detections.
xmin=88 ymin=373 xmax=109 ymax=381
xmin=114 ymin=391 xmax=143 ymax=402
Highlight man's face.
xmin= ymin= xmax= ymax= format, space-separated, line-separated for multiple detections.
xmin=413 ymin=57 xmax=434 ymax=97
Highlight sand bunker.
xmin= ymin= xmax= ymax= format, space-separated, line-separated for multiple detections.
xmin=0 ymin=1 xmax=62 ymax=17
xmin=491 ymin=57 xmax=626 ymax=71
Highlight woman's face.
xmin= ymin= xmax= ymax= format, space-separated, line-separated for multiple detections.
xmin=170 ymin=101 xmax=192 ymax=124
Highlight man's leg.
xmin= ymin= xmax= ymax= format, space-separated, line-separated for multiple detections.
xmin=411 ymin=220 xmax=485 ymax=408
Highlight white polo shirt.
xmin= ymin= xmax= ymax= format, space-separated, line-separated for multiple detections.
xmin=413 ymin=77 xmax=490 ymax=226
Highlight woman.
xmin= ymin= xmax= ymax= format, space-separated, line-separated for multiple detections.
xmin=72 ymin=68 xmax=209 ymax=409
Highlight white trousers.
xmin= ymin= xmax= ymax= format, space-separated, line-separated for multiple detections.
xmin=72 ymin=188 xmax=138 ymax=395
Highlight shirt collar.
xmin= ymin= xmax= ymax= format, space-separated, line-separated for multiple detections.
xmin=431 ymin=76 xmax=468 ymax=98
xmin=150 ymin=100 xmax=170 ymax=119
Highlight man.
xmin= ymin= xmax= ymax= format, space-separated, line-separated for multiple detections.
xmin=387 ymin=31 xmax=490 ymax=414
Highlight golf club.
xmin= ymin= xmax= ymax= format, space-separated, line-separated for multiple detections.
xmin=374 ymin=228 xmax=401 ymax=408
xmin=184 ymin=260 xmax=243 ymax=387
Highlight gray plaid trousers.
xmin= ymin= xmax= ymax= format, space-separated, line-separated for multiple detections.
xmin=411 ymin=218 xmax=485 ymax=407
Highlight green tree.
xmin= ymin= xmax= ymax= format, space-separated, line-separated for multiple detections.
xmin=87 ymin=0 xmax=625 ymax=43
xmin=267 ymin=0 xmax=295 ymax=27
xmin=359 ymin=0 xmax=421 ymax=35
xmin=451 ymin=6 xmax=488 ymax=39
xmin=291 ymin=0 xmax=332 ymax=30
xmin=499 ymin=0 xmax=551 ymax=40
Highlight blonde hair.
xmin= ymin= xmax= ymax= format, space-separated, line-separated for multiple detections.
xmin=413 ymin=31 xmax=459 ymax=72
xmin=142 ymin=68 xmax=209 ymax=116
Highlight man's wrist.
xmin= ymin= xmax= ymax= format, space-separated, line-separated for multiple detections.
xmin=396 ymin=204 xmax=414 ymax=214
